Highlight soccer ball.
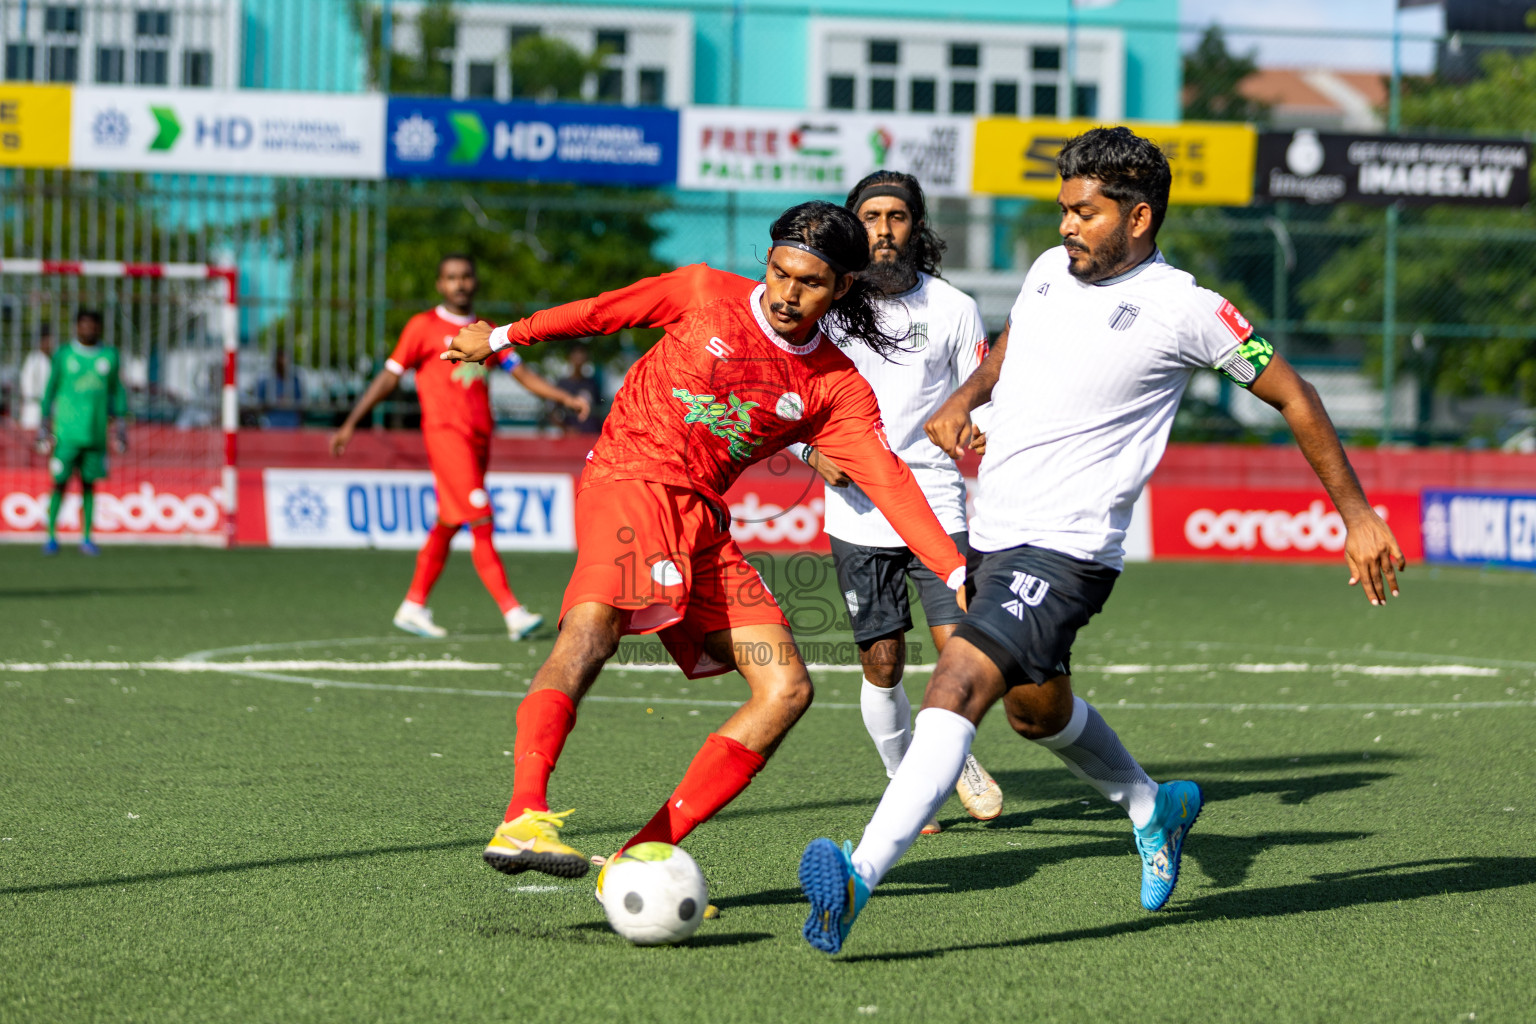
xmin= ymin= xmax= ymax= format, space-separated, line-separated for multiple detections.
xmin=600 ymin=842 xmax=708 ymax=945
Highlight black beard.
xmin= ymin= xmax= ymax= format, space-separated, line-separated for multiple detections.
xmin=1066 ymin=219 xmax=1131 ymax=283
xmin=862 ymin=242 xmax=920 ymax=295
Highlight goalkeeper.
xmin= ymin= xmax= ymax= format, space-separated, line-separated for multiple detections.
xmin=37 ymin=309 xmax=127 ymax=556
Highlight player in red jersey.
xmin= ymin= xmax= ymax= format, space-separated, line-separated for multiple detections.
xmin=439 ymin=201 xmax=969 ymax=881
xmin=331 ymin=254 xmax=591 ymax=640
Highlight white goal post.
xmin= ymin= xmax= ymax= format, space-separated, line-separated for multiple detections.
xmin=0 ymin=258 xmax=241 ymax=545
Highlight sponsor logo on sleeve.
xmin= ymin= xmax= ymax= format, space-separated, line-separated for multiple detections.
xmin=1216 ymin=299 xmax=1254 ymax=341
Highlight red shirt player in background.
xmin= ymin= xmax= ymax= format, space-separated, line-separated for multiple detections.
xmin=331 ymin=254 xmax=591 ymax=640
xmin=440 ymin=201 xmax=970 ymax=888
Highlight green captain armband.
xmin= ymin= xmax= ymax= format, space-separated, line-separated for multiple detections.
xmin=1217 ymin=335 xmax=1274 ymax=388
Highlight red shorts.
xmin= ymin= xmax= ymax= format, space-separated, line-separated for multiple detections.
xmin=562 ymin=477 xmax=789 ymax=678
xmin=425 ymin=429 xmax=491 ymax=526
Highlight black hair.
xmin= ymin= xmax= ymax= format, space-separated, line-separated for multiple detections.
xmin=76 ymin=309 xmax=104 ymax=326
xmin=768 ymin=201 xmax=907 ymax=358
xmin=437 ymin=252 xmax=476 ymax=275
xmin=844 ymin=169 xmax=947 ymax=276
xmin=1056 ymin=126 xmax=1172 ymax=236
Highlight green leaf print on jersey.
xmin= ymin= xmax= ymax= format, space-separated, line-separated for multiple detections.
xmin=672 ymin=388 xmax=763 ymax=461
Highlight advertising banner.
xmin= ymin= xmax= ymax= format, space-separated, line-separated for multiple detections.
xmin=678 ymin=108 xmax=974 ymax=196
xmin=0 ymin=469 xmax=226 ymax=543
xmin=385 ymin=98 xmax=677 ymax=185
xmin=971 ymin=119 xmax=1256 ymax=205
xmin=1255 ymin=130 xmax=1531 ymax=206
xmin=1420 ymin=490 xmax=1536 ymax=570
xmin=1149 ymin=487 xmax=1422 ymax=561
xmin=0 ymin=84 xmax=71 ymax=168
xmin=70 ymin=88 xmax=385 ymax=178
xmin=263 ymin=468 xmax=575 ymax=550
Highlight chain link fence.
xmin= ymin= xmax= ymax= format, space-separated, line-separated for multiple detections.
xmin=3 ymin=1 xmax=1535 ymax=447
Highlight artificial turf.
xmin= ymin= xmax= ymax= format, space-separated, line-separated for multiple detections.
xmin=2 ymin=545 xmax=1533 ymax=1023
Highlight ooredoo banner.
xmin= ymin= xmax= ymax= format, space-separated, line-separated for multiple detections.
xmin=1149 ymin=487 xmax=1422 ymax=561
xmin=262 ymin=468 xmax=575 ymax=550
xmin=0 ymin=470 xmax=227 ymax=543
xmin=678 ymin=107 xmax=974 ymax=197
xmin=70 ymin=87 xmax=386 ymax=178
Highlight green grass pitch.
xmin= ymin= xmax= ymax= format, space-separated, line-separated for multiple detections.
xmin=2 ymin=544 xmax=1533 ymax=1023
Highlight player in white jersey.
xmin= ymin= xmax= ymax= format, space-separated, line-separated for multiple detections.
xmin=799 ymin=127 xmax=1407 ymax=954
xmin=795 ymin=171 xmax=1002 ymax=832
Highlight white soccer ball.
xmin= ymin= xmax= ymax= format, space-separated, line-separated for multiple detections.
xmin=600 ymin=842 xmax=708 ymax=945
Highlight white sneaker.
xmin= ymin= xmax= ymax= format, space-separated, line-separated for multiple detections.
xmin=956 ymin=754 xmax=1003 ymax=820
xmin=920 ymin=816 xmax=943 ymax=835
xmin=505 ymin=605 xmax=544 ymax=641
xmin=393 ymin=600 xmax=447 ymax=638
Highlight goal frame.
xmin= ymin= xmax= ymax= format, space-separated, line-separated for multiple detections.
xmin=0 ymin=258 xmax=241 ymax=545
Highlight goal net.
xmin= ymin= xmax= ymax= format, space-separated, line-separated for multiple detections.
xmin=0 ymin=260 xmax=239 ymax=546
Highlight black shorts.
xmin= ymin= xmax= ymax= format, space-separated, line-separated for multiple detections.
xmin=953 ymin=544 xmax=1119 ymax=687
xmin=830 ymin=532 xmax=970 ymax=644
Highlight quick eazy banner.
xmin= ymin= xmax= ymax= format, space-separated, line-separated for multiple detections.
xmin=70 ymin=87 xmax=385 ymax=178
xmin=385 ymin=98 xmax=677 ymax=184
xmin=971 ymin=118 xmax=1256 ymax=205
xmin=0 ymin=84 xmax=71 ymax=168
xmin=263 ymin=468 xmax=575 ymax=551
xmin=1421 ymin=489 xmax=1536 ymax=570
xmin=678 ymin=107 xmax=975 ymax=197
xmin=1255 ymin=130 xmax=1531 ymax=206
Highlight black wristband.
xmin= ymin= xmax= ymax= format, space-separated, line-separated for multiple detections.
xmin=801 ymin=444 xmax=816 ymax=463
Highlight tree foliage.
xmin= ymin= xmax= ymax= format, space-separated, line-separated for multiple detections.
xmin=1181 ymin=26 xmax=1270 ymax=124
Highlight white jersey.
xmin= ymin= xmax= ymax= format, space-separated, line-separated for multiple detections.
xmin=972 ymin=246 xmax=1252 ymax=569
xmin=817 ymin=272 xmax=988 ymax=548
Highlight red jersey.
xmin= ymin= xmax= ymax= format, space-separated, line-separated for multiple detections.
xmin=387 ymin=305 xmax=520 ymax=439
xmin=496 ymin=264 xmax=965 ymax=584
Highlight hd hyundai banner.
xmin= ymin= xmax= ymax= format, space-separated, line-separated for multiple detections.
xmin=385 ymin=98 xmax=678 ymax=184
xmin=1255 ymin=129 xmax=1531 ymax=206
xmin=262 ymin=468 xmax=575 ymax=550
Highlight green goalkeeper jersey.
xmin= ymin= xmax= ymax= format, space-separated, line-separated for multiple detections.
xmin=41 ymin=342 xmax=127 ymax=448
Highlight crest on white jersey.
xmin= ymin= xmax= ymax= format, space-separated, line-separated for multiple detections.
xmin=1108 ymin=302 xmax=1140 ymax=331
xmin=906 ymin=322 xmax=929 ymax=351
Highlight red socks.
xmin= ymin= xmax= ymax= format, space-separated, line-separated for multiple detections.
xmin=620 ymin=733 xmax=767 ymax=851
xmin=505 ymin=689 xmax=578 ymax=820
xmin=405 ymin=522 xmax=456 ymax=605
xmin=470 ymin=521 xmax=518 ymax=614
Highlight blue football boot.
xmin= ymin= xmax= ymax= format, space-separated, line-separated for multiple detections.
xmin=42 ymin=538 xmax=60 ymax=556
xmin=1135 ymin=780 xmax=1203 ymax=911
xmin=79 ymin=540 xmax=100 ymax=557
xmin=799 ymin=838 xmax=870 ymax=954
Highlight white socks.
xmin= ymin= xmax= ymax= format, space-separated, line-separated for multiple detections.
xmin=1034 ymin=696 xmax=1159 ymax=828
xmin=860 ymin=677 xmax=913 ymax=779
xmin=851 ymin=707 xmax=975 ymax=891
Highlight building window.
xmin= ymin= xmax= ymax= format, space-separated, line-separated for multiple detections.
xmin=1031 ymin=45 xmax=1061 ymax=71
xmin=1073 ymin=83 xmax=1098 ymax=117
xmin=596 ymin=67 xmax=623 ymax=102
xmin=5 ymin=43 xmax=37 ymax=81
xmin=638 ymin=67 xmax=665 ymax=105
xmin=45 ymin=6 xmax=82 ymax=34
xmin=182 ymin=50 xmax=213 ymax=87
xmin=868 ymin=40 xmax=898 ymax=65
xmin=1032 ymin=83 xmax=1059 ymax=117
xmin=46 ymin=45 xmax=78 ymax=82
xmin=96 ymin=46 xmax=125 ymax=83
xmin=910 ymin=77 xmax=936 ymax=112
xmin=949 ymin=43 xmax=979 ymax=68
xmin=595 ymin=29 xmax=628 ymax=56
xmin=992 ymin=81 xmax=1018 ymax=116
xmin=950 ymin=80 xmax=976 ymax=114
xmin=467 ymin=62 xmax=496 ymax=98
xmin=510 ymin=25 xmax=540 ymax=48
xmin=869 ymin=77 xmax=896 ymax=110
xmin=828 ymin=75 xmax=855 ymax=110
xmin=136 ymin=11 xmax=172 ymax=37
xmin=136 ymin=49 xmax=168 ymax=85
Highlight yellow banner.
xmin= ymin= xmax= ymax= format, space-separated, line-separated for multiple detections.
xmin=972 ymin=119 xmax=1256 ymax=206
xmin=0 ymin=84 xmax=71 ymax=168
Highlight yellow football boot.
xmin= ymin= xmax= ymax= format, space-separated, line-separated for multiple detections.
xmin=483 ymin=809 xmax=589 ymax=878
xmin=956 ymin=754 xmax=1003 ymax=820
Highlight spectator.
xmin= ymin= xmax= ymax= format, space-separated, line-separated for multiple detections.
xmin=551 ymin=342 xmax=603 ymax=435
xmin=19 ymin=325 xmax=54 ymax=430
xmin=254 ymin=346 xmax=304 ymax=429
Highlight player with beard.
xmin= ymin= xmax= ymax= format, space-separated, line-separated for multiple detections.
xmin=437 ymin=201 xmax=968 ymax=881
xmin=793 ymin=171 xmax=1002 ymax=832
xmin=798 ymin=127 xmax=1406 ymax=953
